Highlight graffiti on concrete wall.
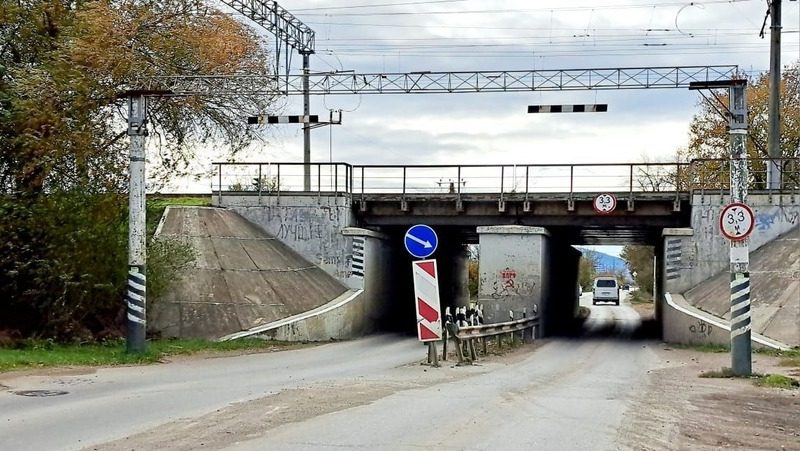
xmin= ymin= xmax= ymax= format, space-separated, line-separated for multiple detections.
xmin=488 ymin=267 xmax=536 ymax=299
xmin=688 ymin=319 xmax=713 ymax=337
xmin=235 ymin=202 xmax=351 ymax=281
xmin=278 ymin=221 xmax=324 ymax=242
xmin=756 ymin=208 xmax=799 ymax=232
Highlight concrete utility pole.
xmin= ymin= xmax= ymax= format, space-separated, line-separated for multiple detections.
xmin=126 ymin=94 xmax=148 ymax=353
xmin=303 ymin=52 xmax=311 ymax=190
xmin=728 ymin=82 xmax=752 ymax=376
xmin=767 ymin=0 xmax=782 ymax=189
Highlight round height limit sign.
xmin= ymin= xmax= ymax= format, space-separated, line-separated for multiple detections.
xmin=719 ymin=202 xmax=755 ymax=241
xmin=593 ymin=193 xmax=617 ymax=214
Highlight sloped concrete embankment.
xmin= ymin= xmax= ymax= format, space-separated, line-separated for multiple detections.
xmin=683 ymin=225 xmax=799 ymax=347
xmin=150 ymin=206 xmax=363 ymax=340
xmin=662 ymin=195 xmax=799 ymax=348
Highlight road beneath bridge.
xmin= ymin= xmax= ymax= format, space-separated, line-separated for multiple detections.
xmin=2 ymin=294 xmax=796 ymax=450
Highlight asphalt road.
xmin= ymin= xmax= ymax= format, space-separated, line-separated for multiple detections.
xmin=2 ymin=293 xmax=657 ymax=451
xmin=0 ymin=337 xmax=424 ymax=451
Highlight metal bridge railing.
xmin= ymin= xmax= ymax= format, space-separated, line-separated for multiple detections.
xmin=211 ymin=157 xmax=800 ymax=202
xmin=687 ymin=157 xmax=800 ymax=196
xmin=212 ymin=161 xmax=352 ymax=203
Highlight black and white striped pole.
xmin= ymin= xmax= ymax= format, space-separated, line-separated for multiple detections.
xmin=126 ymin=94 xmax=148 ymax=353
xmin=728 ymin=81 xmax=751 ymax=376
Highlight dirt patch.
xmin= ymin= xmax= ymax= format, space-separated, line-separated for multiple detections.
xmin=617 ymin=347 xmax=800 ymax=450
xmin=83 ymin=381 xmax=416 ymax=451
xmin=157 ymin=342 xmax=318 ymax=363
xmin=83 ymin=342 xmax=540 ymax=451
xmin=628 ymin=300 xmax=655 ymax=319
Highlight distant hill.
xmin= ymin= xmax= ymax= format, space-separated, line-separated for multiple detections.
xmin=576 ymin=247 xmax=632 ymax=281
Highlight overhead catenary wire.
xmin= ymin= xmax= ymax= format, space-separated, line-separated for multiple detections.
xmin=295 ymin=0 xmax=755 ymax=17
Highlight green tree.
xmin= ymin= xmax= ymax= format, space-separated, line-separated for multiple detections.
xmin=681 ymin=64 xmax=800 ymax=189
xmin=0 ymin=0 xmax=273 ymax=339
xmin=578 ymin=250 xmax=599 ymax=292
xmin=620 ymin=245 xmax=654 ymax=295
xmin=468 ymin=260 xmax=479 ymax=300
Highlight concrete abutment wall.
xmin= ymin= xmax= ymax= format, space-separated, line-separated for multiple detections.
xmin=661 ymin=194 xmax=800 ymax=348
xmin=215 ymin=195 xmax=355 ymax=282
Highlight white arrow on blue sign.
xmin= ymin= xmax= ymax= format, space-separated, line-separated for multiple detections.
xmin=404 ymin=224 xmax=438 ymax=259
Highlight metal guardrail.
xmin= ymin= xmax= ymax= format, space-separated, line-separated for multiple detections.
xmin=211 ymin=157 xmax=800 ymax=204
xmin=444 ymin=315 xmax=539 ymax=365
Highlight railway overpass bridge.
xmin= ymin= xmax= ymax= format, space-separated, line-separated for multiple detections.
xmin=157 ymin=157 xmax=800 ymax=345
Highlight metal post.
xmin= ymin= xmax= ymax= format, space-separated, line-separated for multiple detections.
xmin=767 ymin=0 xmax=782 ymax=190
xmin=525 ymin=165 xmax=529 ymax=200
xmin=302 ymin=52 xmax=311 ymax=191
xmin=126 ymin=94 xmax=147 ymax=354
xmin=728 ymin=82 xmax=751 ymax=376
xmin=257 ymin=163 xmax=262 ymax=203
xmin=217 ymin=164 xmax=222 ymax=205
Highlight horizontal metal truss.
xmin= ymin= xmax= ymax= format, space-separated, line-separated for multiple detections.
xmin=219 ymin=0 xmax=314 ymax=54
xmin=134 ymin=65 xmax=738 ymax=96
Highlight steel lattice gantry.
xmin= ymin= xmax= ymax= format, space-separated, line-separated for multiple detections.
xmin=219 ymin=0 xmax=314 ymax=54
xmin=133 ymin=65 xmax=739 ymax=96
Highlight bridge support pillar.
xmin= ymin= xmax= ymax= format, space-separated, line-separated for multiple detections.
xmin=342 ymin=227 xmax=394 ymax=333
xmin=549 ymin=244 xmax=581 ymax=335
xmin=476 ymin=226 xmax=550 ymax=335
xmin=452 ymin=245 xmax=471 ymax=309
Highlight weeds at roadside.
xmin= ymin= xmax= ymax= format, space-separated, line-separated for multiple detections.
xmin=700 ymin=367 xmax=742 ymax=378
xmin=627 ymin=290 xmax=653 ymax=305
xmin=753 ymin=374 xmax=800 ymax=389
xmin=0 ymin=338 xmax=302 ymax=372
xmin=699 ymin=367 xmax=799 ymax=389
xmin=669 ymin=343 xmax=730 ymax=353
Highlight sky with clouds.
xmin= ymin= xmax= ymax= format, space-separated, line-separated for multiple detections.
xmin=260 ymin=0 xmax=799 ymax=166
xmin=171 ymin=0 xmax=800 ymax=256
xmin=165 ymin=0 xmax=800 ymax=190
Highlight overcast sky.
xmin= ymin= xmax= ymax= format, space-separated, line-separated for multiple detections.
xmin=254 ymin=0 xmax=800 ymax=165
xmin=160 ymin=0 xmax=800 ymax=187
xmin=164 ymin=0 xmax=800 ymax=256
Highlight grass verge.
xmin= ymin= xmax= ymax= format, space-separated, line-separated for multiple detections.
xmin=628 ymin=290 xmax=653 ymax=305
xmin=0 ymin=338 xmax=299 ymax=373
xmin=146 ymin=196 xmax=211 ymax=236
xmin=753 ymin=374 xmax=800 ymax=389
xmin=699 ymin=367 xmax=799 ymax=389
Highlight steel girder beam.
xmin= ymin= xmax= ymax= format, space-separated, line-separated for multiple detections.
xmin=132 ymin=65 xmax=739 ymax=97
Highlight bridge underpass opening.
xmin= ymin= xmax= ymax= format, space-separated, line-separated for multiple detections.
xmin=358 ymin=223 xmax=666 ymax=341
xmin=369 ymin=226 xmax=472 ymax=335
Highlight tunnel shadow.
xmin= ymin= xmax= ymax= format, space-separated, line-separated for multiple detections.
xmin=555 ymin=313 xmax=661 ymax=341
xmin=370 ymin=228 xmax=468 ymax=337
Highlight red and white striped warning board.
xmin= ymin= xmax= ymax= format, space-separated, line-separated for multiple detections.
xmin=411 ymin=259 xmax=442 ymax=342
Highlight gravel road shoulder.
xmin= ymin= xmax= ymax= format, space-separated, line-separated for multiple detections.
xmin=617 ymin=346 xmax=800 ymax=450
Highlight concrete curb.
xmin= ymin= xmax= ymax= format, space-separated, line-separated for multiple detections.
xmin=217 ymin=289 xmax=364 ymax=341
xmin=154 ymin=205 xmax=171 ymax=237
xmin=665 ymin=292 xmax=790 ymax=351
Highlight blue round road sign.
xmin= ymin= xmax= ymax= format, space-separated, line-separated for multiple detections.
xmin=404 ymin=224 xmax=438 ymax=259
